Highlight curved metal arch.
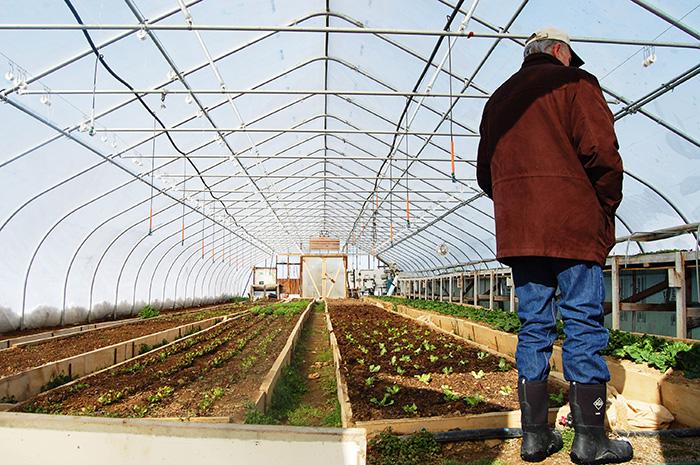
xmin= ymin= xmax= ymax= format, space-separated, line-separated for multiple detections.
xmin=319 ymin=114 xmax=497 ymax=246
xmin=176 ymin=231 xmax=252 ymax=308
xmin=319 ymin=159 xmax=492 ymax=262
xmin=146 ymin=156 xmax=329 ymax=304
xmin=82 ymin=120 xmax=332 ymax=315
xmin=135 ymin=144 xmax=332 ymax=306
xmin=335 ymin=95 xmax=646 ymax=256
xmin=61 ymin=131 xmax=320 ymax=320
xmin=18 ymin=91 xmax=317 ymax=322
xmin=0 ymin=10 xmax=335 ymax=170
xmin=380 ymin=245 xmax=432 ymax=271
xmin=1 ymin=52 xmax=327 ymax=240
xmin=322 ymin=132 xmax=498 ymax=248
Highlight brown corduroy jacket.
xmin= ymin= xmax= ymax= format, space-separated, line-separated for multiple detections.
xmin=477 ymin=53 xmax=623 ymax=266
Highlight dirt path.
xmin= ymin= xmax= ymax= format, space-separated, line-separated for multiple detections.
xmin=291 ymin=304 xmax=336 ymax=422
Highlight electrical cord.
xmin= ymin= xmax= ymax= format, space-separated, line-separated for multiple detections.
xmin=63 ymin=0 xmax=239 ymax=227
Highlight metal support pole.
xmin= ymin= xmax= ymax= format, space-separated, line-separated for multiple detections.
xmin=459 ymin=273 xmax=464 ymax=304
xmin=489 ymin=271 xmax=495 ymax=310
xmin=611 ymin=256 xmax=621 ymax=331
xmin=440 ymin=277 xmax=444 ymax=302
xmin=449 ymin=276 xmax=453 ymax=303
xmin=474 ymin=273 xmax=478 ymax=306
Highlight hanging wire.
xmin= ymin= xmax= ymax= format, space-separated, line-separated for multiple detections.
xmin=405 ymin=100 xmax=410 ymax=228
xmin=89 ymin=53 xmax=101 ymax=136
xmin=148 ymin=116 xmax=156 ymax=236
xmin=181 ymin=151 xmax=186 ymax=246
xmin=389 ymin=143 xmax=394 ymax=244
xmin=447 ymin=33 xmax=456 ymax=183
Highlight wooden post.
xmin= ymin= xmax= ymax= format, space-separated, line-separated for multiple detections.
xmin=508 ymin=275 xmax=516 ymax=313
xmin=489 ymin=271 xmax=495 ymax=310
xmin=611 ymin=256 xmax=621 ymax=331
xmin=672 ymin=252 xmax=687 ymax=338
xmin=474 ymin=273 xmax=479 ymax=306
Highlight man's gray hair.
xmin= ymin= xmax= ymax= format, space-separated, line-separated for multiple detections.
xmin=523 ymin=38 xmax=562 ymax=58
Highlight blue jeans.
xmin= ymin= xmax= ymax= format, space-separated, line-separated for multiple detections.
xmin=510 ymin=257 xmax=610 ymax=384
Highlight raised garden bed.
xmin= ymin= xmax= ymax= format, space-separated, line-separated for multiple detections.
xmin=0 ymin=303 xmax=253 ymax=378
xmin=369 ymin=297 xmax=700 ymax=428
xmin=12 ymin=301 xmax=310 ymax=420
xmin=327 ymin=300 xmax=564 ymax=434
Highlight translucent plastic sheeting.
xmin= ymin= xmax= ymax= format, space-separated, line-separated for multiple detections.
xmin=0 ymin=0 xmax=698 ymax=330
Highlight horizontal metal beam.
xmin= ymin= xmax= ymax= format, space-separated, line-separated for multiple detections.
xmin=161 ymin=174 xmax=475 ymax=180
xmin=93 ymin=127 xmax=478 ymax=136
xmin=1 ymin=24 xmax=698 ymax=48
xmin=123 ymin=155 xmax=477 ymax=162
xmin=21 ymin=88 xmax=489 ymax=98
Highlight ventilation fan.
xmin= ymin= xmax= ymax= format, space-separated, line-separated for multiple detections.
xmin=436 ymin=243 xmax=449 ymax=257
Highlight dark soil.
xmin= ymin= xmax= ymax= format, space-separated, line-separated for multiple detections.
xmin=15 ymin=311 xmax=301 ymax=419
xmin=328 ymin=300 xmax=565 ymax=422
xmin=0 ymin=302 xmax=255 ymax=378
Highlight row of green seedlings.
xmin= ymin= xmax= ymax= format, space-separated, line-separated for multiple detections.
xmin=336 ymin=313 xmax=517 ymax=416
xmin=35 ymin=326 xmax=205 ymax=395
xmin=366 ymin=351 xmax=515 ymax=415
xmin=28 ymin=302 xmax=303 ymax=415
xmin=381 ymin=296 xmax=700 ymax=378
xmin=26 ymin=316 xmax=265 ymax=416
xmin=89 ymin=319 xmax=283 ymax=417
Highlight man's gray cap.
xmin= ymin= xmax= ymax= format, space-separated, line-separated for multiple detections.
xmin=526 ymin=27 xmax=584 ymax=68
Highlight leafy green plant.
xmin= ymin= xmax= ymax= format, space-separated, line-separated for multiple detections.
xmin=396 ymin=366 xmax=406 ymax=375
xmin=386 ymin=384 xmax=400 ymax=395
xmin=464 ymin=394 xmax=484 ymax=407
xmin=414 ymin=373 xmax=431 ymax=384
xmin=470 ymin=369 xmax=485 ymax=379
xmin=369 ymin=364 xmax=381 ymax=373
xmin=41 ymin=373 xmax=74 ymax=392
xmin=441 ymin=385 xmax=460 ymax=402
xmin=429 ymin=354 xmax=439 ymax=363
xmin=402 ymin=403 xmax=418 ymax=415
xmin=549 ymin=389 xmax=565 ymax=406
xmin=499 ymin=385 xmax=513 ymax=396
xmin=497 ymin=358 xmax=512 ymax=372
xmin=199 ymin=387 xmax=225 ymax=411
xmin=365 ymin=376 xmax=376 ymax=387
xmin=441 ymin=366 xmax=453 ymax=375
xmin=370 ymin=393 xmax=395 ymax=407
xmin=477 ymin=351 xmax=490 ymax=360
xmin=139 ymin=305 xmax=160 ymax=319
xmin=148 ymin=386 xmax=174 ymax=404
xmin=129 ymin=405 xmax=149 ymax=418
xmin=368 ymin=428 xmax=440 ymax=465
xmin=97 ymin=389 xmax=127 ymax=406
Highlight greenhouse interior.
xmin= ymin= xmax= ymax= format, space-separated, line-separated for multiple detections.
xmin=0 ymin=0 xmax=699 ymax=464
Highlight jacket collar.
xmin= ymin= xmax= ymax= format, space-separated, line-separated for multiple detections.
xmin=521 ymin=53 xmax=566 ymax=69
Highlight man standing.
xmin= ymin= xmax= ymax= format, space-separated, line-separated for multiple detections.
xmin=477 ymin=28 xmax=633 ymax=465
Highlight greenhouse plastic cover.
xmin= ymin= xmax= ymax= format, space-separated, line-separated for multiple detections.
xmin=0 ymin=0 xmax=698 ymax=330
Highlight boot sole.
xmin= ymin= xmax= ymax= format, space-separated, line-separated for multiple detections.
xmin=570 ymin=452 xmax=632 ymax=465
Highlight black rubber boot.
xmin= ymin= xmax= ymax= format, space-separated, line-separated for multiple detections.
xmin=519 ymin=379 xmax=563 ymax=462
xmin=569 ymin=382 xmax=633 ymax=465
